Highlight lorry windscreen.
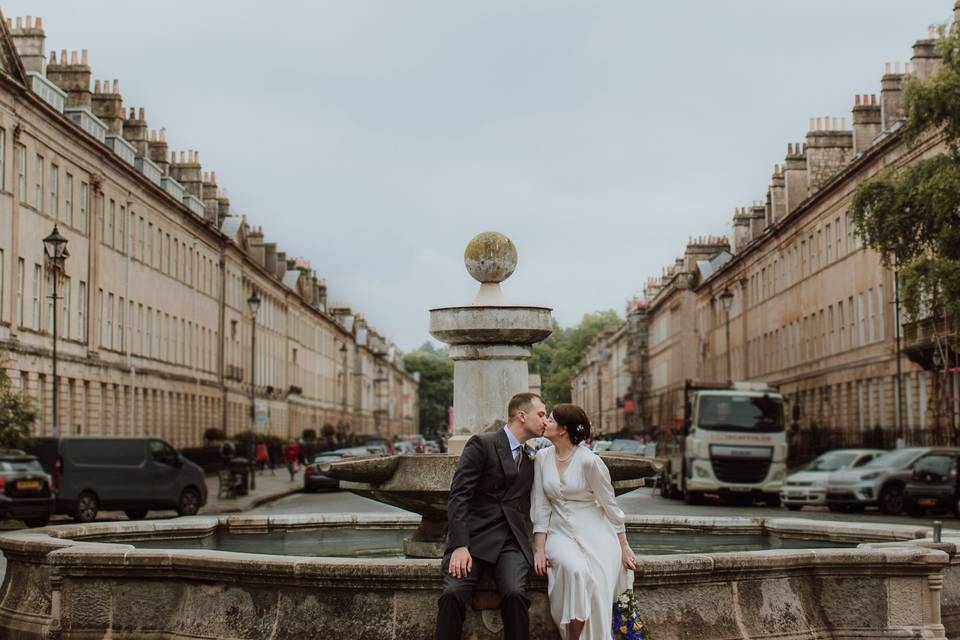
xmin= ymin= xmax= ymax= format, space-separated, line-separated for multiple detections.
xmin=697 ymin=395 xmax=784 ymax=433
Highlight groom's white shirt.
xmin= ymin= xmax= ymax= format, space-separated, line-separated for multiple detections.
xmin=502 ymin=424 xmax=522 ymax=461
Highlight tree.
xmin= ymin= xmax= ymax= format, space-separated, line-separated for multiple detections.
xmin=0 ymin=365 xmax=37 ymax=450
xmin=533 ymin=310 xmax=623 ymax=406
xmin=404 ymin=348 xmax=453 ymax=436
xmin=849 ymin=16 xmax=960 ymax=432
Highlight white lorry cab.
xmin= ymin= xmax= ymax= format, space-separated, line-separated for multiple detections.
xmin=661 ymin=380 xmax=788 ymax=506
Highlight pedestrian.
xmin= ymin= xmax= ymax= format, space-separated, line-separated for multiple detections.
xmin=283 ymin=438 xmax=299 ymax=482
xmin=268 ymin=440 xmax=280 ymax=475
xmin=256 ymin=441 xmax=268 ymax=472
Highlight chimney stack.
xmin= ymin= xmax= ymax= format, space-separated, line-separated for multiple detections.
xmin=769 ymin=164 xmax=786 ymax=223
xmin=202 ymin=172 xmax=220 ymax=226
xmin=8 ymin=14 xmax=46 ymax=74
xmin=852 ymin=94 xmax=881 ymax=154
xmin=169 ymin=149 xmax=203 ymax=198
xmin=247 ymin=226 xmax=266 ymax=267
xmin=805 ymin=115 xmax=853 ymax=193
xmin=732 ymin=208 xmax=752 ymax=254
xmin=749 ymin=203 xmax=766 ymax=241
xmin=263 ymin=243 xmax=278 ymax=276
xmin=911 ymin=26 xmax=943 ymax=80
xmin=783 ymin=143 xmax=808 ymax=214
xmin=148 ymin=127 xmax=169 ymax=175
xmin=217 ymin=189 xmax=231 ymax=227
xmin=122 ymin=105 xmax=149 ymax=157
xmin=45 ymin=48 xmax=92 ymax=109
xmin=91 ymin=79 xmax=123 ymax=135
xmin=880 ymin=62 xmax=905 ymax=129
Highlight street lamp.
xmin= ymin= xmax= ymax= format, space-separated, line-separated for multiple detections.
xmin=43 ymin=226 xmax=68 ymax=439
xmin=247 ymin=288 xmax=261 ymax=491
xmin=719 ymin=287 xmax=734 ymax=382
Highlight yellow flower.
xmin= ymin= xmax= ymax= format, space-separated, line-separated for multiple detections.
xmin=619 ymin=625 xmax=628 ymax=633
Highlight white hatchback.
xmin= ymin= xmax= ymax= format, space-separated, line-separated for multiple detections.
xmin=781 ymin=449 xmax=887 ymax=511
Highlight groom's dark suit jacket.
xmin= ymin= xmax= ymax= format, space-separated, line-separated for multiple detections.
xmin=446 ymin=429 xmax=535 ymax=566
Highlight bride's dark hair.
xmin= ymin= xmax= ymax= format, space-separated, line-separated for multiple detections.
xmin=551 ymin=403 xmax=591 ymax=446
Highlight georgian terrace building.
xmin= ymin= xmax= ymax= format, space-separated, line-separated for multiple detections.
xmin=663 ymin=23 xmax=956 ymax=439
xmin=0 ymin=14 xmax=418 ymax=447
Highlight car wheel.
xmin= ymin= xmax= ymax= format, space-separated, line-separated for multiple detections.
xmin=23 ymin=515 xmax=50 ymax=528
xmin=786 ymin=505 xmax=803 ymax=511
xmin=683 ymin=485 xmax=703 ymax=506
xmin=124 ymin=510 xmax=148 ymax=520
xmin=74 ymin=491 xmax=99 ymax=523
xmin=878 ymin=484 xmax=905 ymax=515
xmin=177 ymin=488 xmax=201 ymax=516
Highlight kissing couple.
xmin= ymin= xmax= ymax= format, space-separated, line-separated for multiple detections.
xmin=435 ymin=392 xmax=638 ymax=640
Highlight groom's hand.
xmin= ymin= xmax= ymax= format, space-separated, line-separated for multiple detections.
xmin=448 ymin=546 xmax=473 ymax=578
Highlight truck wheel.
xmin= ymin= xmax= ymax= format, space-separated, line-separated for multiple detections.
xmin=878 ymin=484 xmax=905 ymax=515
xmin=177 ymin=488 xmax=201 ymax=516
xmin=763 ymin=494 xmax=781 ymax=508
xmin=683 ymin=487 xmax=703 ymax=506
xmin=74 ymin=491 xmax=99 ymax=523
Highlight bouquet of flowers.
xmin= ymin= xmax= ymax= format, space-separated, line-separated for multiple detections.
xmin=612 ymin=589 xmax=650 ymax=640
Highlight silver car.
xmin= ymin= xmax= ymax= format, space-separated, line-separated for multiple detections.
xmin=825 ymin=447 xmax=934 ymax=515
xmin=780 ymin=448 xmax=886 ymax=511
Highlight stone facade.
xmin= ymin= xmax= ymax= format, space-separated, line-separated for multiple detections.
xmin=0 ymin=14 xmax=418 ymax=447
xmin=575 ymin=7 xmax=960 ymax=444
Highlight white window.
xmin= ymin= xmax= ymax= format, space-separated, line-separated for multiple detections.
xmin=825 ymin=224 xmax=832 ymax=262
xmin=32 ymin=263 xmax=41 ymax=330
xmin=97 ymin=288 xmax=104 ymax=346
xmin=905 ymin=373 xmax=915 ymax=430
xmin=867 ymin=287 xmax=876 ymax=342
xmin=138 ymin=216 xmax=145 ymax=260
xmin=118 ymin=205 xmax=126 ymax=252
xmin=107 ymin=199 xmax=115 ymax=247
xmin=877 ymin=284 xmax=885 ymax=340
xmin=61 ymin=276 xmax=70 ymax=339
xmin=79 ymin=182 xmax=88 ymax=233
xmin=919 ymin=374 xmax=928 ymax=430
xmin=16 ymin=144 xmax=25 ymax=203
xmin=64 ymin=173 xmax=73 ymax=226
xmin=147 ymin=223 xmax=154 ymax=264
xmin=34 ymin=154 xmax=43 ymax=210
xmin=828 ymin=305 xmax=835 ymax=354
xmin=49 ymin=162 xmax=58 ymax=218
xmin=838 ymin=301 xmax=846 ymax=351
xmin=848 ymin=296 xmax=856 ymax=346
xmin=137 ymin=304 xmax=143 ymax=353
xmin=846 ymin=213 xmax=853 ymax=253
xmin=835 ymin=217 xmax=841 ymax=258
xmin=107 ymin=293 xmax=114 ymax=349
xmin=15 ymin=257 xmax=23 ymax=326
xmin=128 ymin=209 xmax=135 ymax=255
xmin=46 ymin=269 xmax=54 ymax=333
xmin=858 ymin=293 xmax=866 ymax=345
xmin=146 ymin=307 xmax=153 ymax=357
xmin=117 ymin=296 xmax=124 ymax=351
xmin=78 ymin=281 xmax=86 ymax=339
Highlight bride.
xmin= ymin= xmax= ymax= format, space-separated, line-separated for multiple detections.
xmin=531 ymin=404 xmax=637 ymax=640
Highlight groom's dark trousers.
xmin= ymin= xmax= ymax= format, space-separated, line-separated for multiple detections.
xmin=435 ymin=430 xmax=535 ymax=640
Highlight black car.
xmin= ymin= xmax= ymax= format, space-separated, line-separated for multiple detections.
xmin=303 ymin=454 xmax=344 ymax=492
xmin=0 ymin=449 xmax=55 ymax=528
xmin=904 ymin=450 xmax=960 ymax=517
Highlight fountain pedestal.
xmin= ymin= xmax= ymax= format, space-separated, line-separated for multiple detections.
xmin=325 ymin=232 xmax=658 ymax=557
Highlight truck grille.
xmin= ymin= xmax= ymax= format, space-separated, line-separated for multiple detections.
xmin=711 ymin=458 xmax=770 ymax=484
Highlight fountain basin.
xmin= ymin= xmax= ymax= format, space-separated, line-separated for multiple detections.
xmin=428 ymin=306 xmax=553 ymax=345
xmin=0 ymin=514 xmax=953 ymax=640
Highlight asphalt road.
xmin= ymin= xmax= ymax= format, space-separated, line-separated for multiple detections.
xmin=255 ymin=487 xmax=960 ymax=530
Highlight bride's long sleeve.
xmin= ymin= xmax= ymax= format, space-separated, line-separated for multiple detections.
xmin=530 ymin=456 xmax=551 ymax=534
xmin=584 ymin=452 xmax=626 ymax=533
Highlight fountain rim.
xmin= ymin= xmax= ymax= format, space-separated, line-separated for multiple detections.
xmin=429 ymin=304 xmax=553 ymax=313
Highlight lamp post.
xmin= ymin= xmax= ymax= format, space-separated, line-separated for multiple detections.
xmin=339 ymin=343 xmax=348 ymax=426
xmin=719 ymin=287 xmax=735 ymax=382
xmin=43 ymin=226 xmax=68 ymax=439
xmin=247 ymin=288 xmax=261 ymax=492
xmin=893 ymin=260 xmax=906 ymax=445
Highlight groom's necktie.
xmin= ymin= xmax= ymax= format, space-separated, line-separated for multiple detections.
xmin=515 ymin=447 xmax=523 ymax=472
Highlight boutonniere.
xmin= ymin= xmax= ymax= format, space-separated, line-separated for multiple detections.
xmin=525 ymin=446 xmax=537 ymax=461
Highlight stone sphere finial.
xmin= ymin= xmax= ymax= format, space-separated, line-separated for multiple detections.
xmin=464 ymin=232 xmax=517 ymax=284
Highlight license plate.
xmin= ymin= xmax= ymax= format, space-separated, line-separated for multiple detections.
xmin=729 ymin=486 xmax=750 ymax=492
xmin=16 ymin=480 xmax=41 ymax=491
xmin=918 ymin=497 xmax=937 ymax=507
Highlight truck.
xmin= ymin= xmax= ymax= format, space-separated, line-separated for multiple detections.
xmin=660 ymin=380 xmax=787 ymax=506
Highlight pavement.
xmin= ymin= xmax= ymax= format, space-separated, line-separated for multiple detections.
xmin=200 ymin=465 xmax=304 ymax=515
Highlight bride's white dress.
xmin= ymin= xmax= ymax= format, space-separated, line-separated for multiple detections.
xmin=531 ymin=445 xmax=632 ymax=640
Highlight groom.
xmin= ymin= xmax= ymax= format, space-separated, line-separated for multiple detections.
xmin=435 ymin=392 xmax=548 ymax=640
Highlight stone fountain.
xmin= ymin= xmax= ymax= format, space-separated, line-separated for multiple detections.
xmin=325 ymin=231 xmax=659 ymax=557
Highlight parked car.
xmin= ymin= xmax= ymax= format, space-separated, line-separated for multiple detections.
xmin=780 ymin=448 xmax=885 ymax=511
xmin=826 ymin=447 xmax=940 ymax=515
xmin=55 ymin=437 xmax=208 ymax=523
xmin=0 ymin=449 xmax=55 ymax=528
xmin=303 ymin=453 xmax=344 ymax=492
xmin=903 ymin=450 xmax=960 ymax=517
xmin=423 ymin=440 xmax=441 ymax=453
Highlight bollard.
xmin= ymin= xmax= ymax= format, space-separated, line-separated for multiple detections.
xmin=934 ymin=520 xmax=943 ymax=543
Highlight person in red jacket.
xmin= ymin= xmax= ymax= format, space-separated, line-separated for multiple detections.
xmin=282 ymin=438 xmax=299 ymax=482
xmin=256 ymin=442 xmax=268 ymax=472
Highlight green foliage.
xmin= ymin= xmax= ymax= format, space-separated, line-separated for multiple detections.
xmin=849 ymin=17 xmax=960 ymax=323
xmin=0 ymin=366 xmax=36 ymax=449
xmin=533 ymin=310 xmax=623 ymax=406
xmin=404 ymin=347 xmax=453 ymax=435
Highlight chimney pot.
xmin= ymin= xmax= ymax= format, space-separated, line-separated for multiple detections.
xmin=211 ymin=171 xmax=217 ymax=182
xmin=25 ymin=16 xmax=31 ymax=29
xmin=94 ymin=79 xmax=101 ymax=93
xmin=871 ymin=94 xmax=877 ymax=105
xmin=179 ymin=150 xmax=185 ymax=163
xmin=855 ymin=94 xmax=861 ymax=106
xmin=81 ymin=49 xmax=88 ymax=65
xmin=160 ymin=127 xmax=166 ymax=142
xmin=170 ymin=151 xmax=176 ymax=163
xmin=35 ymin=17 xmax=42 ymax=29
xmin=885 ymin=62 xmax=892 ymax=74
xmin=5 ymin=18 xmax=11 ymax=29
xmin=15 ymin=17 xmax=21 ymax=29
xmin=70 ymin=50 xmax=78 ymax=65
xmin=841 ymin=116 xmax=847 ymax=130
xmin=138 ymin=107 xmax=144 ymax=120
xmin=60 ymin=49 xmax=67 ymax=64
xmin=49 ymin=50 xmax=56 ymax=64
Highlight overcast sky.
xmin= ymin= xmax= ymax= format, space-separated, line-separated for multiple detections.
xmin=7 ymin=0 xmax=950 ymax=350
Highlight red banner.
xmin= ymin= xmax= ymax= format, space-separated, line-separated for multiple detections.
xmin=623 ymin=398 xmax=636 ymax=414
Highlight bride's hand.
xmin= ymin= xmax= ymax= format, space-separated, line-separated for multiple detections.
xmin=534 ymin=549 xmax=551 ymax=576
xmin=621 ymin=543 xmax=637 ymax=570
